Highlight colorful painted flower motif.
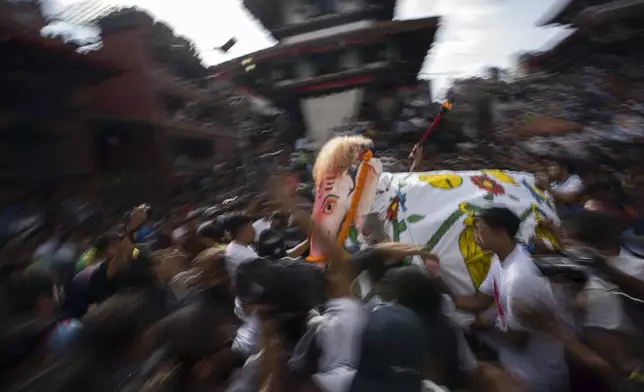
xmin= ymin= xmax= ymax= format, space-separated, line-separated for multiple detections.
xmin=395 ymin=190 xmax=408 ymax=212
xmin=387 ymin=196 xmax=401 ymax=221
xmin=471 ymin=175 xmax=505 ymax=195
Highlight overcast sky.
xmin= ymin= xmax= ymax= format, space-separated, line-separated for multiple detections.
xmin=54 ymin=0 xmax=573 ymax=97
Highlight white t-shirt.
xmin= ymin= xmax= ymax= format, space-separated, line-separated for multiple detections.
xmin=479 ymin=245 xmax=568 ymax=392
xmin=224 ymin=241 xmax=258 ymax=278
xmin=313 ymin=297 xmax=365 ymax=372
xmin=306 ymin=297 xmax=365 ymax=392
xmin=551 ymin=174 xmax=583 ymax=194
xmin=252 ymin=218 xmax=270 ymax=243
xmin=583 ymin=251 xmax=644 ymax=335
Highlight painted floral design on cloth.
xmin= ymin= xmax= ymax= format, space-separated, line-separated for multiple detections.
xmin=386 ymin=188 xmax=425 ymax=241
xmin=471 ymin=175 xmax=505 ymax=197
xmin=387 ymin=195 xmax=401 ymax=221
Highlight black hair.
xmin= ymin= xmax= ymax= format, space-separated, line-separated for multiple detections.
xmin=378 ymin=266 xmax=442 ymax=319
xmin=585 ymin=178 xmax=629 ymax=207
xmin=552 ymin=157 xmax=577 ymax=174
xmin=197 ymin=220 xmax=224 ymax=240
xmin=270 ymin=211 xmax=288 ymax=223
xmin=478 ymin=207 xmax=521 ymax=238
xmin=202 ymin=206 xmax=221 ymax=220
xmin=236 ymin=258 xmax=327 ymax=347
xmin=223 ymin=213 xmax=254 ymax=238
xmin=377 ymin=266 xmax=462 ymax=389
xmin=561 ymin=210 xmax=621 ymax=247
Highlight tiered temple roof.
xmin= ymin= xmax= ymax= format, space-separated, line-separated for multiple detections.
xmin=537 ymin=0 xmax=644 ymax=27
xmin=532 ymin=0 xmax=644 ymax=72
xmin=243 ymin=0 xmax=396 ymax=38
xmin=210 ymin=16 xmax=439 ymax=98
xmin=537 ymin=0 xmax=608 ymax=26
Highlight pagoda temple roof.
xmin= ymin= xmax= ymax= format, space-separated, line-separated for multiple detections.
xmin=537 ymin=0 xmax=595 ymax=26
xmin=243 ymin=0 xmax=396 ymax=36
xmin=210 ymin=16 xmax=439 ymax=76
xmin=577 ymin=0 xmax=644 ymax=26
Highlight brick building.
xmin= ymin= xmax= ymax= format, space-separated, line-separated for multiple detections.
xmin=83 ymin=9 xmax=243 ymax=203
xmin=0 ymin=1 xmax=119 ymax=204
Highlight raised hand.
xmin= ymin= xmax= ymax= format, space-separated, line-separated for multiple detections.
xmin=129 ymin=204 xmax=148 ymax=230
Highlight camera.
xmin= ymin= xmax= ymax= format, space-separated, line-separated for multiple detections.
xmin=533 ymin=245 xmax=606 ymax=284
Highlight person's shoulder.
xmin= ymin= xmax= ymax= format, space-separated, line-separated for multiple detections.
xmin=569 ymin=174 xmax=582 ymax=182
xmin=510 ymin=245 xmax=535 ymax=264
xmin=224 ymin=241 xmax=237 ymax=253
xmin=611 ymin=253 xmax=644 ymax=280
xmin=487 ymin=253 xmax=502 ymax=271
xmin=508 ymin=247 xmax=542 ymax=277
xmin=258 ymin=227 xmax=276 ymax=241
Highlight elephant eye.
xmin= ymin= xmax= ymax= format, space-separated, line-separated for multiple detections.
xmin=321 ymin=196 xmax=338 ymax=215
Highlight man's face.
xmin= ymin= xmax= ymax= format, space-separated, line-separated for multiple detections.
xmin=548 ymin=162 xmax=561 ymax=179
xmin=240 ymin=223 xmax=255 ymax=244
xmin=474 ymin=218 xmax=496 ymax=251
xmin=271 ymin=217 xmax=287 ymax=231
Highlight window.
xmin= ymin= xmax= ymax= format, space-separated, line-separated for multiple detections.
xmin=361 ymin=42 xmax=388 ymax=64
xmin=310 ymin=51 xmax=341 ymax=76
xmin=273 ymin=62 xmax=296 ymax=82
xmin=306 ymin=0 xmax=334 ymax=16
xmin=336 ymin=0 xmax=361 ymax=13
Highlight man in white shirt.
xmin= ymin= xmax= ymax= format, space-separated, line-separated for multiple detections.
xmin=537 ymin=159 xmax=583 ymax=215
xmin=224 ymin=213 xmax=258 ymax=279
xmin=561 ymin=211 xmax=644 ymax=385
xmin=548 ymin=159 xmax=582 ymax=193
xmin=224 ymin=213 xmax=261 ymax=356
xmin=252 ymin=216 xmax=271 ymax=243
xmin=450 ymin=207 xmax=568 ymax=392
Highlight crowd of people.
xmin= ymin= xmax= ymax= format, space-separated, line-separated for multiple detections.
xmin=4 ymin=11 xmax=644 ymax=390
xmin=1 ymin=142 xmax=644 ymax=392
